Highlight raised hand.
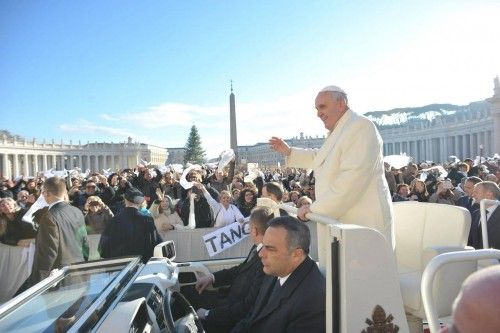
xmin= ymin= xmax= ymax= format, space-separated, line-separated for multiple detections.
xmin=269 ymin=136 xmax=291 ymax=156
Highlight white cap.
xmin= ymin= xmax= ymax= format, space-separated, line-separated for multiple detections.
xmin=319 ymin=85 xmax=346 ymax=94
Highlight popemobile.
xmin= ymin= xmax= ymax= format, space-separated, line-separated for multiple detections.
xmin=0 ymin=200 xmax=499 ymax=333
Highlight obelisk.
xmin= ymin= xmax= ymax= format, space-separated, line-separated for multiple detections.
xmin=487 ymin=76 xmax=500 ymax=155
xmin=229 ymin=81 xmax=238 ymax=162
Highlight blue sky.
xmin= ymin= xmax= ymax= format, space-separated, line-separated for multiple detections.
xmin=1 ymin=1 xmax=499 ymax=158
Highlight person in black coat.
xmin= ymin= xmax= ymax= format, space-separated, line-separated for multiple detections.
xmin=456 ymin=176 xmax=482 ymax=215
xmin=0 ymin=198 xmax=37 ymax=246
xmin=232 ymin=216 xmax=325 ymax=333
xmin=99 ymin=187 xmax=162 ymax=263
xmin=185 ymin=207 xmax=274 ymax=333
xmin=468 ymin=181 xmax=500 ymax=250
xmin=178 ymin=170 xmax=218 ymax=228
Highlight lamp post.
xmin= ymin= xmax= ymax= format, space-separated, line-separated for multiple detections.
xmin=479 ymin=144 xmax=484 ymax=164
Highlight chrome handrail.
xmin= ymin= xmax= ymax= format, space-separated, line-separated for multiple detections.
xmin=421 ymin=249 xmax=500 ymax=333
xmin=479 ymin=199 xmax=500 ymax=249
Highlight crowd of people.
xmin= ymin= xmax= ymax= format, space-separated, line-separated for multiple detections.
xmin=1 ymin=83 xmax=499 ymax=332
xmin=0 ymin=162 xmax=318 ymax=247
xmin=386 ymin=157 xmax=500 ymax=250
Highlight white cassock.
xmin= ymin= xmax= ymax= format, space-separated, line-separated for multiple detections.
xmin=287 ymin=109 xmax=394 ymax=249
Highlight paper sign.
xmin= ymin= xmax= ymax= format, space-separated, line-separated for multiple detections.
xmin=22 ymin=195 xmax=48 ymax=223
xmin=203 ymin=221 xmax=250 ymax=257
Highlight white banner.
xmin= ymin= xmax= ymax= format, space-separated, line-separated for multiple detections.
xmin=22 ymin=195 xmax=48 ymax=223
xmin=203 ymin=221 xmax=250 ymax=257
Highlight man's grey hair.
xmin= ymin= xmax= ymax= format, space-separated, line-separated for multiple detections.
xmin=268 ymin=216 xmax=310 ymax=254
xmin=477 ymin=181 xmax=500 ymax=200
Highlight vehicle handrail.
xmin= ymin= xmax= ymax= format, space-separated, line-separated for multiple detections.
xmin=479 ymin=199 xmax=500 ymax=249
xmin=278 ymin=203 xmax=342 ymax=226
xmin=421 ymin=249 xmax=500 ymax=333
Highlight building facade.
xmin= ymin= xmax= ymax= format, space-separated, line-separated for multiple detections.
xmin=238 ymin=132 xmax=326 ymax=167
xmin=371 ymin=78 xmax=500 ymax=163
xmin=0 ymin=136 xmax=168 ymax=179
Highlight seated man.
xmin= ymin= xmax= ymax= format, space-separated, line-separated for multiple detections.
xmin=468 ymin=181 xmax=500 ymax=249
xmin=456 ymin=176 xmax=482 ymax=214
xmin=232 ymin=216 xmax=325 ymax=333
xmin=183 ymin=206 xmax=274 ymax=333
xmin=440 ymin=265 xmax=500 ymax=333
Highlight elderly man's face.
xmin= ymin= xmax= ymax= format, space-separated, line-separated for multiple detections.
xmin=315 ymin=91 xmax=346 ymax=131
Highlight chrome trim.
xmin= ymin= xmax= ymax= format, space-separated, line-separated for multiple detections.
xmin=66 ymin=257 xmax=143 ymax=333
xmin=421 ymin=249 xmax=500 ymax=333
xmin=0 ymin=268 xmax=67 ymax=318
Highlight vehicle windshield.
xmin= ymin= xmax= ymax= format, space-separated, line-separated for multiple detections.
xmin=0 ymin=262 xmax=128 ymax=333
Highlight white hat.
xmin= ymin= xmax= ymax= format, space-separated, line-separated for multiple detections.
xmin=320 ymin=85 xmax=346 ymax=94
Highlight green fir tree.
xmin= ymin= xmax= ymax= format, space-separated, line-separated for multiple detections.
xmin=183 ymin=125 xmax=206 ymax=164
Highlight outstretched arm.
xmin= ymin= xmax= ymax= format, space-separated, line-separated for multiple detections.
xmin=269 ymin=137 xmax=291 ymax=156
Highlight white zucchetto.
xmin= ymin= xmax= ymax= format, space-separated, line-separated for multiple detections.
xmin=319 ymin=85 xmax=346 ymax=94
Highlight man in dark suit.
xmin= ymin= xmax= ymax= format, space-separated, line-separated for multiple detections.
xmin=25 ymin=176 xmax=89 ymax=287
xmin=184 ymin=206 xmax=274 ymax=333
xmin=99 ymin=187 xmax=162 ymax=263
xmin=232 ymin=216 xmax=326 ymax=333
xmin=456 ymin=176 xmax=482 ymax=215
xmin=468 ymin=181 xmax=500 ymax=250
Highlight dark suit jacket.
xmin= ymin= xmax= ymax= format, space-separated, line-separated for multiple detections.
xmin=205 ymin=245 xmax=265 ymax=330
xmin=470 ymin=206 xmax=500 ymax=250
xmin=456 ymin=195 xmax=479 ymax=215
xmin=99 ymin=207 xmax=162 ymax=263
xmin=28 ymin=202 xmax=89 ymax=285
xmin=232 ymin=256 xmax=326 ymax=333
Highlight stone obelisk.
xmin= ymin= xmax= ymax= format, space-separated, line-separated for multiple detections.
xmin=487 ymin=76 xmax=500 ymax=155
xmin=229 ymin=81 xmax=238 ymax=162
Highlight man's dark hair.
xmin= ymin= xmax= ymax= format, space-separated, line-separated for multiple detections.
xmin=466 ymin=176 xmax=482 ymax=185
xmin=263 ymin=182 xmax=284 ymax=201
xmin=249 ymin=206 xmax=274 ymax=234
xmin=268 ymin=216 xmax=310 ymax=254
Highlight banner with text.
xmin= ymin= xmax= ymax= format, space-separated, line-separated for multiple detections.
xmin=203 ymin=221 xmax=250 ymax=257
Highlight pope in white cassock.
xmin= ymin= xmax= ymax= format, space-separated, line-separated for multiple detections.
xmin=269 ymin=85 xmax=394 ymax=249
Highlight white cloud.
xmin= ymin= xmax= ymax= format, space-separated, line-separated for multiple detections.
xmin=99 ymin=114 xmax=119 ymax=121
xmin=59 ymin=119 xmax=138 ymax=138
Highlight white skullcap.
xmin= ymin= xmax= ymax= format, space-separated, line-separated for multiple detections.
xmin=320 ymin=85 xmax=346 ymax=94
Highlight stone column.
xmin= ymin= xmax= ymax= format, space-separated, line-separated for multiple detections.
xmin=13 ymin=154 xmax=19 ymax=177
xmin=442 ymin=136 xmax=449 ymax=162
xmin=33 ymin=154 xmax=39 ymax=175
xmin=486 ymin=76 xmax=500 ymax=155
xmin=112 ymin=155 xmax=116 ymax=171
xmin=94 ymin=155 xmax=99 ymax=172
xmin=42 ymin=154 xmax=48 ymax=171
xmin=1 ymin=154 xmax=9 ymax=179
xmin=23 ymin=154 xmax=29 ymax=176
xmin=78 ymin=155 xmax=82 ymax=169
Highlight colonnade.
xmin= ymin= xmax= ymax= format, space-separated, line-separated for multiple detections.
xmin=0 ymin=152 xmax=138 ymax=179
xmin=382 ymin=130 xmax=494 ymax=163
